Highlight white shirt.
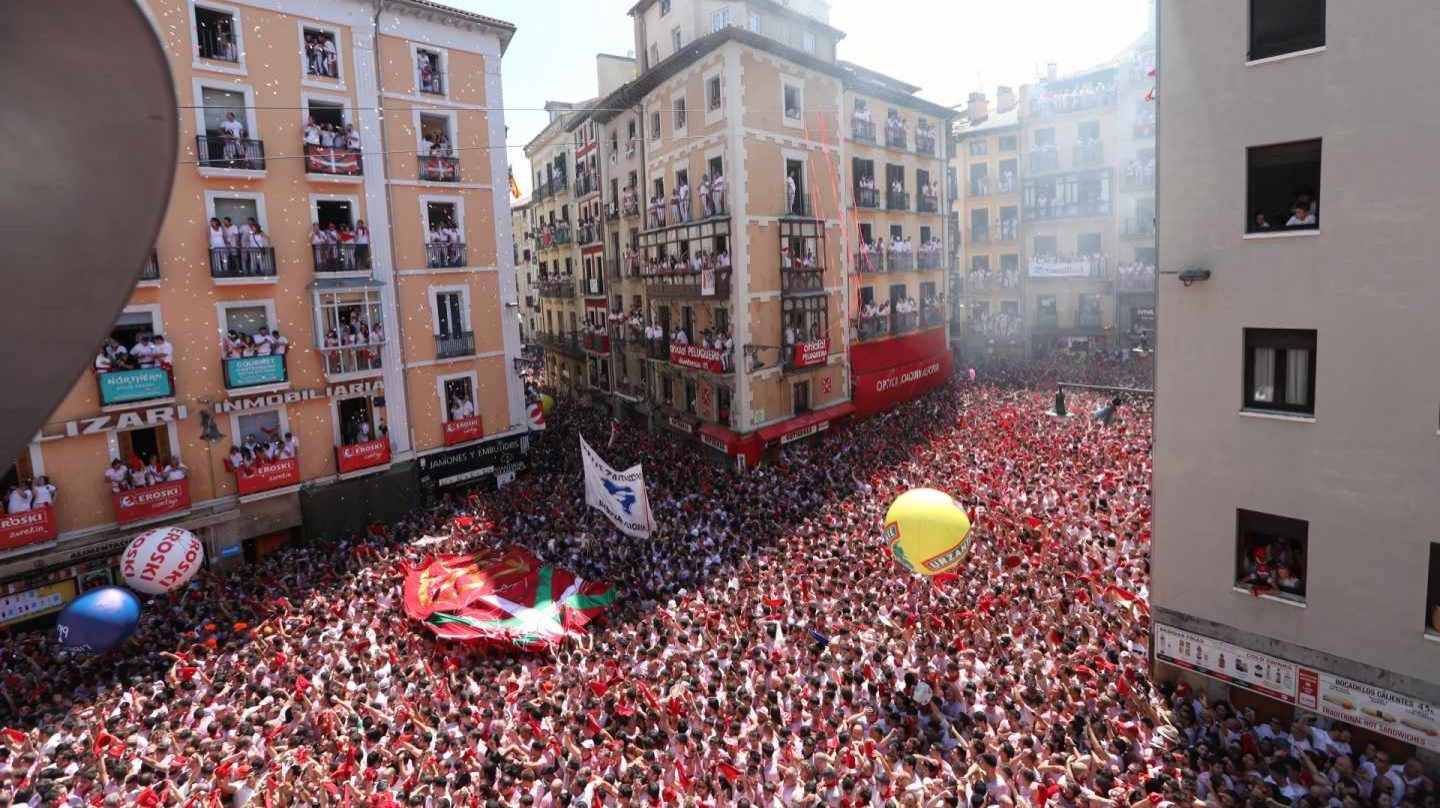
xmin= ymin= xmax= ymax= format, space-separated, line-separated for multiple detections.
xmin=6 ymin=489 xmax=32 ymax=513
xmin=220 ymin=118 xmax=244 ymax=139
xmin=105 ymin=466 xmax=130 ymax=487
xmin=31 ymin=484 xmax=55 ymax=508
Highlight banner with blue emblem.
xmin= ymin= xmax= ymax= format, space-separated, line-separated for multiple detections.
xmin=579 ymin=437 xmax=656 ymax=539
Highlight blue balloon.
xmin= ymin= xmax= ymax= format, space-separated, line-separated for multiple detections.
xmin=56 ymin=587 xmax=141 ymax=654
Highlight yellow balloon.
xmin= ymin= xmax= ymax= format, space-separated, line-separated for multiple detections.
xmin=539 ymin=393 xmax=555 ymax=416
xmin=885 ymin=488 xmax=973 ymax=577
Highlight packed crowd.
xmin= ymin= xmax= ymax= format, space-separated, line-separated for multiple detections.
xmin=2 ymin=353 xmax=1435 ymax=808
xmin=220 ymin=327 xmax=290 ymax=360
xmin=303 ymin=119 xmax=362 ymax=152
xmin=309 ymin=221 xmax=373 ymax=271
xmin=225 ymin=430 xmax=300 ymax=472
xmin=207 ymin=217 xmax=274 ymax=276
xmin=1028 ymin=82 xmax=1119 ymax=117
xmin=95 ymin=335 xmax=174 ymax=374
xmin=304 ymin=33 xmax=339 ymax=79
xmin=105 ymin=455 xmax=187 ymax=494
xmin=968 ymin=267 xmax=1023 ymax=291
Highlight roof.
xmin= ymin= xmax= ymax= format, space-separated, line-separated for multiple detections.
xmin=842 ymin=71 xmax=954 ymax=120
xmin=523 ymin=99 xmax=595 ymax=154
xmin=952 ymin=104 xmax=1020 ymax=137
xmin=627 ymin=0 xmax=846 ymax=39
xmin=837 ymin=61 xmax=919 ymax=94
xmin=388 ymin=0 xmax=516 ymax=54
xmin=592 ymin=26 xmax=951 ymax=125
xmin=561 ymin=97 xmax=608 ymax=133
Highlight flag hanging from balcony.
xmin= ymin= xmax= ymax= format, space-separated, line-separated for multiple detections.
xmin=580 ymin=437 xmax=656 ymax=539
xmin=509 ymin=167 xmax=522 ymax=199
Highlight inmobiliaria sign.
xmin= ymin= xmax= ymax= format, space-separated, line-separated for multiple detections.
xmin=235 ymin=457 xmax=301 ymax=496
xmin=668 ymin=344 xmax=729 ymax=373
xmin=113 ymin=480 xmax=192 ymax=525
xmin=337 ymin=439 xmax=391 ymax=474
xmin=791 ymin=338 xmax=830 ymax=369
xmin=443 ymin=416 xmax=485 ymax=445
xmin=0 ymin=507 xmax=57 ymax=551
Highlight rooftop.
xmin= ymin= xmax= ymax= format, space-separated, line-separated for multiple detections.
xmin=389 ymin=0 xmax=516 ymax=54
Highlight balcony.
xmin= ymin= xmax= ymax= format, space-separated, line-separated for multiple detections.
xmin=921 ymin=305 xmax=945 ymax=328
xmin=605 ymin=200 xmax=620 ymax=221
xmin=577 ymin=222 xmax=601 ymax=246
xmin=853 ymin=314 xmax=890 ymax=342
xmin=606 ymin=258 xmax=621 ymax=280
xmin=195 ymin=135 xmax=265 ymax=172
xmin=622 ymin=195 xmax=641 ymax=219
xmin=541 ymin=331 xmax=582 ymax=356
xmin=918 ymin=251 xmax=944 ymax=271
xmin=1073 ymin=142 xmax=1105 ymax=168
xmin=112 ymin=478 xmax=191 ymax=526
xmin=668 ymin=343 xmax=733 ymax=375
xmin=997 ymin=221 xmax=1019 ymax=243
xmin=884 ymin=121 xmax=908 ymax=150
xmin=336 ymin=439 xmax=391 ymax=476
xmin=1024 ymin=200 xmax=1112 ymax=221
xmin=418 ymin=155 xmax=460 ymax=182
xmin=1118 ymin=265 xmax=1156 ymax=292
xmin=97 ymin=367 xmax=174 ymax=407
xmin=892 ymin=311 xmax=919 ymax=334
xmin=644 ymin=266 xmax=731 ymax=300
xmin=209 ymin=247 xmax=277 ymax=281
xmin=575 ymin=173 xmax=598 ymax=197
xmin=886 ymin=191 xmax=910 ymax=212
xmin=781 ymin=266 xmax=825 ymax=295
xmin=782 ymin=196 xmax=813 ymax=219
xmin=435 ymin=331 xmax=475 ymax=359
xmin=583 ymin=332 xmax=611 ymax=355
xmin=425 ymin=242 xmax=469 ymax=269
xmin=917 ymin=193 xmax=939 ymax=214
xmin=538 ymin=228 xmax=572 ymax=250
xmin=304 ymin=144 xmax=363 ymax=177
xmin=855 ymin=249 xmax=920 ymax=275
xmin=584 ymin=276 xmax=604 ymax=297
xmin=783 ymin=336 xmax=830 ymax=371
xmin=969 ymin=180 xmax=992 ymax=198
xmin=141 ymin=250 xmax=160 ymax=282
xmin=1027 ymin=83 xmax=1118 ymax=119
xmin=851 ymin=118 xmax=876 ymax=143
xmin=312 ymin=244 xmax=372 ymax=274
xmin=1122 ymin=163 xmax=1155 ymax=191
xmin=1123 ymin=217 xmax=1156 ymax=239
xmin=223 ymin=353 xmax=287 ymax=391
xmin=1078 ymin=311 xmax=1103 ymax=329
xmin=538 ymin=277 xmax=577 ymax=299
xmin=1029 ymin=149 xmax=1060 ymax=173
xmin=1027 ymin=254 xmax=1106 ymax=279
xmin=915 ymin=131 xmax=937 ymax=157
xmin=234 ymin=456 xmax=301 ymax=499
xmin=321 ymin=345 xmax=383 ymax=378
xmin=854 ymin=186 xmax=879 ymax=209
xmin=968 ymin=227 xmax=990 ymax=246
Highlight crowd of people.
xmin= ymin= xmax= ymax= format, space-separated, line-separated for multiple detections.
xmin=968 ymin=309 xmax=1024 ymax=340
xmin=309 ymin=221 xmax=372 ymax=271
xmin=220 ymin=326 xmax=290 ymax=361
xmin=206 ymin=217 xmax=274 ymax=276
xmin=426 ymin=219 xmax=467 ymax=268
xmin=225 ymin=430 xmax=300 ymax=472
xmin=321 ymin=318 xmax=385 ymax=375
xmin=303 ymin=118 xmax=362 ymax=152
xmin=968 ymin=266 xmax=1023 ymax=292
xmin=303 ymin=32 xmax=339 ymax=79
xmin=94 ymin=335 xmax=174 ymax=374
xmin=104 ymin=455 xmax=186 ymax=495
xmin=1029 ymin=81 xmax=1119 ymax=117
xmin=1117 ymin=263 xmax=1156 ymax=292
xmin=639 ymin=250 xmax=732 ymax=280
xmin=1123 ymin=158 xmax=1155 ymax=190
xmin=1 ymin=353 xmax=1435 ymax=807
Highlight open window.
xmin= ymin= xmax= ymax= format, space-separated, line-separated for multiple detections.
xmin=792 ymin=380 xmax=811 ymax=414
xmin=304 ymin=98 xmax=362 ymax=176
xmin=1235 ymin=509 xmax=1308 ymax=602
xmin=302 ymin=26 xmax=340 ymax=80
xmin=115 ymin=425 xmax=181 ymax=487
xmin=1247 ymin=139 xmax=1321 ymax=232
xmin=424 ymin=201 xmax=467 ymax=268
xmin=433 ymin=288 xmax=474 ymax=359
xmin=782 ymin=81 xmax=803 ymax=125
xmin=315 ymin=288 xmax=384 ymax=378
xmin=194 ymin=4 xmax=240 ymax=63
xmin=206 ymin=194 xmax=274 ymax=279
xmin=220 ymin=302 xmax=288 ymax=390
xmin=0 ymin=451 xmax=45 ymax=518
xmin=418 ymin=112 xmax=459 ymax=182
xmin=707 ymin=74 xmax=723 ymax=113
xmin=198 ymin=85 xmax=263 ymax=170
xmin=311 ymin=198 xmax=370 ymax=272
xmin=337 ymin=394 xmax=386 ymax=447
xmin=673 ymin=95 xmax=687 ymax=132
xmin=1243 ymin=328 xmax=1316 ymax=415
xmin=416 ymin=47 xmax=445 ymax=95
xmin=782 ymin=295 xmax=827 ymax=348
xmin=1427 ymin=544 xmax=1440 ymax=638
xmin=1250 ymin=0 xmax=1324 ymax=61
xmin=95 ymin=309 xmax=175 ymax=407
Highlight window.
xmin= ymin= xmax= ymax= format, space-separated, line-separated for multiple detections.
xmin=416 ymin=47 xmax=444 ymax=95
xmin=707 ymin=76 xmax=723 ymax=112
xmin=660 ymin=0 xmax=671 ymax=15
xmin=236 ymin=410 xmax=283 ymax=452
xmin=999 ymin=135 xmax=1018 ymax=151
xmin=674 ymin=97 xmax=687 ymax=131
xmin=1244 ymin=328 xmax=1316 ymax=414
xmin=969 ymin=140 xmax=987 ymax=156
xmin=337 ymin=394 xmax=386 ymax=446
xmin=435 ymin=291 xmax=466 ymax=338
xmin=1427 ymin=544 xmax=1440 ymax=637
xmin=711 ymin=8 xmax=731 ymax=32
xmin=802 ymin=33 xmax=816 ymax=53
xmin=302 ymin=27 xmax=339 ymax=79
xmin=792 ymin=380 xmax=811 ymax=414
xmin=1235 ymin=509 xmax=1308 ymax=602
xmin=1250 ymin=0 xmax=1324 ymax=61
xmin=1077 ymin=233 xmax=1102 ymax=254
xmin=672 ymin=28 xmax=682 ymax=53
xmin=194 ymin=5 xmax=239 ymax=63
xmin=315 ymin=289 xmax=384 ymax=376
xmin=783 ymin=83 xmax=802 ymax=122
xmin=1247 ymin=139 xmax=1321 ymax=232
xmin=1033 ymin=235 xmax=1057 ymax=256
xmin=651 ymin=111 xmax=662 ymax=141
xmin=748 ymin=13 xmax=761 ymax=33
xmin=1078 ymin=294 xmax=1102 ymax=327
xmin=1077 ymin=120 xmax=1100 ymax=140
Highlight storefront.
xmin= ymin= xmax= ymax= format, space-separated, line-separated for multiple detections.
xmin=851 ymin=329 xmax=953 ymax=418
xmin=697 ymin=422 xmax=761 ymax=470
xmin=1154 ymin=623 xmax=1439 ymax=760
xmin=415 ymin=432 xmax=529 ymax=505
xmin=756 ymin=402 xmax=857 ymax=449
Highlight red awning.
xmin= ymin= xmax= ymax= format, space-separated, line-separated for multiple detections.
xmin=757 ymin=402 xmax=857 ymax=445
xmin=698 ymin=422 xmax=740 ymax=452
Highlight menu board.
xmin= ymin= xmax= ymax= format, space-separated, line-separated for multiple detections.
xmin=0 ymin=580 xmax=78 ymax=626
xmin=1154 ymin=623 xmax=1298 ymax=703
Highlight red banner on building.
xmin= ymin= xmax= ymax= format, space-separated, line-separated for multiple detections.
xmin=0 ymin=507 xmax=57 ymax=551
xmin=337 ymin=440 xmax=391 ymax=474
xmin=669 ymin=343 xmax=730 ymax=373
xmin=113 ymin=480 xmax=192 ymax=525
xmin=852 ymin=352 xmax=953 ymax=417
xmin=792 ymin=338 xmax=830 ymax=368
xmin=235 ymin=457 xmax=301 ymax=497
xmin=443 ymin=416 xmax=485 ymax=445
xmin=304 ymin=146 xmax=362 ymax=175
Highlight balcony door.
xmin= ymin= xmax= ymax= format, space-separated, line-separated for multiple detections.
xmin=792 ymin=380 xmax=810 ymax=415
xmin=117 ymin=425 xmax=176 ymax=470
xmin=337 ymin=395 xmax=384 ymax=445
xmin=436 ymin=292 xmax=465 ymax=339
xmin=681 ymin=306 xmax=695 ymax=342
xmin=213 ymin=197 xmax=259 ymax=230
xmin=317 ymin=200 xmax=353 ymax=229
xmin=224 ymin=304 xmax=269 ymax=336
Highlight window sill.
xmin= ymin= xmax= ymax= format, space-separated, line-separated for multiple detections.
xmin=1246 ymin=46 xmax=1327 ymax=67
xmin=197 ymin=167 xmax=267 ymax=181
xmin=1243 ymin=229 xmax=1319 ymax=240
xmin=1232 ymin=587 xmax=1307 ymax=608
xmin=305 ymin=172 xmax=365 ymax=185
xmin=192 ymin=59 xmax=247 ymax=77
xmin=1238 ymin=409 xmax=1315 ymax=423
xmin=212 ymin=276 xmax=278 ymax=287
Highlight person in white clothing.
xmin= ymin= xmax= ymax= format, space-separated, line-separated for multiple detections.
xmin=30 ymin=476 xmax=56 ymax=508
xmin=785 ymin=172 xmax=797 ymax=214
xmin=218 ymin=112 xmax=246 ymax=165
xmin=5 ymin=485 xmax=32 ymax=514
xmin=303 ymin=117 xmax=322 ymax=146
xmin=282 ymin=432 xmax=299 ymax=458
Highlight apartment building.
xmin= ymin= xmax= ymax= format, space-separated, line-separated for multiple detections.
xmin=0 ymin=0 xmax=525 ymax=624
xmin=950 ymin=89 xmax=1023 ymax=360
xmin=528 ymin=0 xmax=952 ymax=468
xmin=526 ymin=103 xmax=586 ymax=397
xmin=511 ymin=195 xmax=541 ymax=345
xmin=1155 ymin=0 xmax=1440 ymax=759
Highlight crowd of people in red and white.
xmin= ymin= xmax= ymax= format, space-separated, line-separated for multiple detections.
xmin=95 ymin=336 xmax=174 ymax=375
xmin=0 ymin=354 xmax=1434 ymax=807
xmin=1029 ymin=82 xmax=1119 ymax=117
xmin=1117 ymin=263 xmax=1157 ymax=292
xmin=3 ymin=476 xmax=56 ymax=517
xmin=221 ymin=327 xmax=290 ymax=360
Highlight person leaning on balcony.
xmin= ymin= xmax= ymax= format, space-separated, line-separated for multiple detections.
xmin=5 ymin=483 xmax=32 ymax=514
xmin=104 ymin=459 xmax=130 ymax=493
xmin=304 ymin=117 xmax=322 ymax=147
xmin=1286 ymin=203 xmax=1316 ymax=228
xmin=30 ymin=476 xmax=56 ymax=509
xmin=344 ymin=124 xmax=361 ymax=150
xmin=219 ymin=112 xmax=245 ymax=162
